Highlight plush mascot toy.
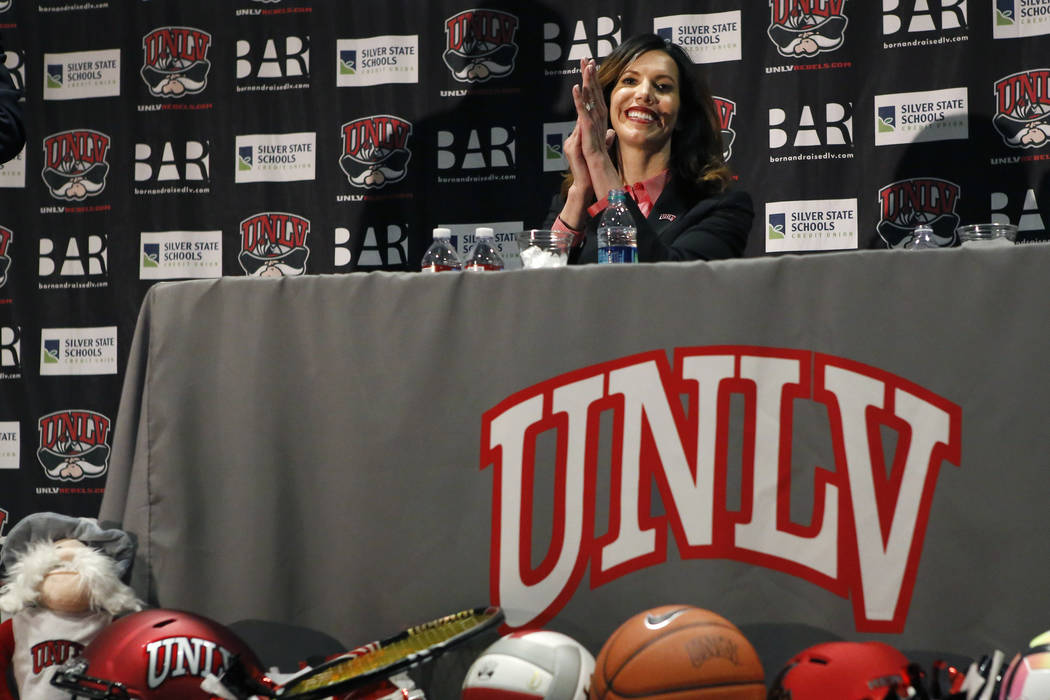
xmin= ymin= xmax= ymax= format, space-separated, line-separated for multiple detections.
xmin=0 ymin=512 xmax=143 ymax=700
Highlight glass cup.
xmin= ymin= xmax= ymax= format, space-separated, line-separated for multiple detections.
xmin=956 ymin=223 xmax=1018 ymax=244
xmin=516 ymin=230 xmax=574 ymax=269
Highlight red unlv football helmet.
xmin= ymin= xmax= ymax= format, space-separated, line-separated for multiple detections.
xmin=768 ymin=641 xmax=920 ymax=700
xmin=50 ymin=608 xmax=275 ymax=699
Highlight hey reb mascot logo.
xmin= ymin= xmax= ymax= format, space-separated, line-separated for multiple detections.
xmin=41 ymin=130 xmax=110 ymax=201
xmin=713 ymin=97 xmax=737 ymax=161
xmin=0 ymin=226 xmax=11 ymax=288
xmin=992 ymin=69 xmax=1050 ymax=149
xmin=238 ymin=212 xmax=310 ymax=277
xmin=36 ymin=409 xmax=111 ymax=482
xmin=877 ymin=178 xmax=961 ymax=248
xmin=443 ymin=9 xmax=519 ymax=83
xmin=340 ymin=116 xmax=412 ymax=189
xmin=768 ymin=0 xmax=849 ymax=57
xmin=141 ymin=26 xmax=212 ymax=97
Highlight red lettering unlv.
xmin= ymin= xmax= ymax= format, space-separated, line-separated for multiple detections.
xmin=481 ymin=347 xmax=961 ymax=634
xmin=32 ymin=640 xmax=84 ymax=673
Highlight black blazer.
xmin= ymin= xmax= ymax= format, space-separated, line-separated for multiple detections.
xmin=0 ymin=38 xmax=24 ymax=165
xmin=545 ymin=176 xmax=754 ymax=264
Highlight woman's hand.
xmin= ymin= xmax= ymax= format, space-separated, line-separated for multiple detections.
xmin=572 ymin=57 xmax=620 ymax=197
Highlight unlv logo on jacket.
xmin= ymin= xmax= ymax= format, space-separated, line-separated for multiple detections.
xmin=768 ymin=0 xmax=849 ymax=57
xmin=37 ymin=409 xmax=111 ymax=482
xmin=713 ymin=96 xmax=737 ymax=161
xmin=877 ymin=178 xmax=961 ymax=248
xmin=0 ymin=226 xmax=11 ymax=288
xmin=41 ymin=130 xmax=110 ymax=201
xmin=443 ymin=9 xmax=519 ymax=83
xmin=238 ymin=212 xmax=310 ymax=277
xmin=145 ymin=636 xmax=236 ymax=689
xmin=141 ymin=26 xmax=212 ymax=97
xmin=340 ymin=116 xmax=412 ymax=189
xmin=992 ymin=68 xmax=1050 ymax=149
xmin=482 ymin=347 xmax=961 ymax=633
xmin=32 ymin=640 xmax=84 ymax=674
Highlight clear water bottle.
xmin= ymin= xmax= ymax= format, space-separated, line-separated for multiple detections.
xmin=420 ymin=227 xmax=462 ymax=272
xmin=463 ymin=227 xmax=504 ymax=271
xmin=597 ymin=189 xmax=638 ymax=264
xmin=905 ymin=224 xmax=938 ymax=250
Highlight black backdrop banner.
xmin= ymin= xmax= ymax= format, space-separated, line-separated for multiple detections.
xmin=1 ymin=1 xmax=1049 ymax=534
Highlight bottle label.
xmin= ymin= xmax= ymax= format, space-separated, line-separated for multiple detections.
xmin=421 ymin=264 xmax=459 ymax=272
xmin=598 ymin=245 xmax=638 ymax=264
xmin=464 ymin=263 xmax=503 ymax=271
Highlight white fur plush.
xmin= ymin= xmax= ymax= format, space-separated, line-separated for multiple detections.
xmin=0 ymin=540 xmax=142 ymax=615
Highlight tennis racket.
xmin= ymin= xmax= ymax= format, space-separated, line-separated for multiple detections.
xmin=270 ymin=606 xmax=503 ymax=700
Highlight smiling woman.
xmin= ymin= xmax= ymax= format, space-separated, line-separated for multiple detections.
xmin=544 ymin=33 xmax=753 ymax=263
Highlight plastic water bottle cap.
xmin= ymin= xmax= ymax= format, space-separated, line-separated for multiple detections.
xmin=432 ymin=227 xmax=451 ymax=238
xmin=476 ymin=227 xmax=495 ymax=238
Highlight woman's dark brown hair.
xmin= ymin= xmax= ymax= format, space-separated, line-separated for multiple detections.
xmin=561 ymin=33 xmax=732 ymax=197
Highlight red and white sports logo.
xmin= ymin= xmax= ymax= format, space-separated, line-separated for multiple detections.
xmin=482 ymin=346 xmax=961 ymax=634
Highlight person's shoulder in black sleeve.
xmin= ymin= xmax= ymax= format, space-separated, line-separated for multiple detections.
xmin=0 ymin=37 xmax=25 ymax=165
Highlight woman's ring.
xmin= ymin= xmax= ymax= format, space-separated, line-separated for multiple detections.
xmin=585 ymin=101 xmax=594 ymax=112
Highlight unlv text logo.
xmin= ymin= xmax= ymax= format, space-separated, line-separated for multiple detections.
xmin=713 ymin=97 xmax=737 ymax=161
xmin=238 ymin=212 xmax=310 ymax=276
xmin=41 ymin=130 xmax=111 ymax=201
xmin=141 ymin=26 xmax=212 ymax=97
xmin=32 ymin=640 xmax=84 ymax=674
xmin=992 ymin=69 xmax=1050 ymax=149
xmin=340 ymin=116 xmax=412 ymax=189
xmin=482 ymin=347 xmax=961 ymax=633
xmin=145 ymin=637 xmax=235 ymax=689
xmin=37 ymin=410 xmax=112 ymax=482
xmin=443 ymin=9 xmax=519 ymax=82
xmin=877 ymin=178 xmax=961 ymax=248
xmin=768 ymin=0 xmax=849 ymax=57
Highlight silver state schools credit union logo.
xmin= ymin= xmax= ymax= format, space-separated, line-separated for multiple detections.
xmin=443 ymin=9 xmax=519 ymax=82
xmin=339 ymin=116 xmax=412 ymax=189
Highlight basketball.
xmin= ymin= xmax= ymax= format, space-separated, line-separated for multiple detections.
xmin=590 ymin=605 xmax=765 ymax=700
xmin=462 ymin=629 xmax=595 ymax=700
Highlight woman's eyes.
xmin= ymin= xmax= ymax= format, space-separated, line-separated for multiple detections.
xmin=619 ymin=76 xmax=675 ymax=92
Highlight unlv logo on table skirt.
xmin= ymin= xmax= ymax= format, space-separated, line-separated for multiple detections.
xmin=992 ymin=68 xmax=1050 ymax=149
xmin=238 ymin=212 xmax=310 ymax=276
xmin=37 ymin=410 xmax=111 ymax=482
xmin=443 ymin=8 xmax=519 ymax=83
xmin=141 ymin=26 xmax=212 ymax=97
xmin=877 ymin=178 xmax=961 ymax=248
xmin=768 ymin=0 xmax=849 ymax=57
xmin=482 ymin=347 xmax=961 ymax=633
xmin=713 ymin=96 xmax=737 ymax=161
xmin=340 ymin=116 xmax=412 ymax=189
xmin=41 ymin=130 xmax=110 ymax=201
